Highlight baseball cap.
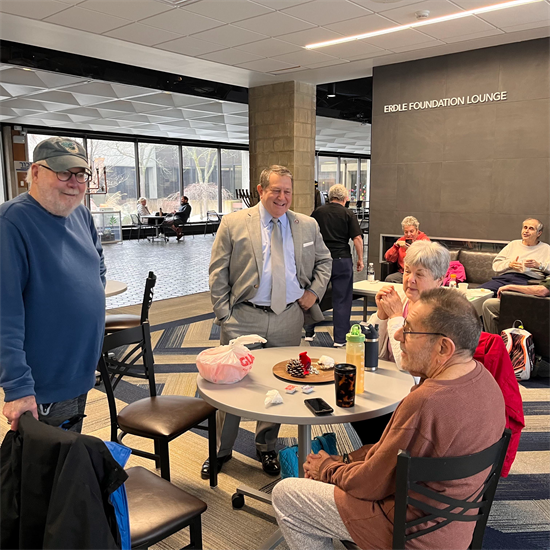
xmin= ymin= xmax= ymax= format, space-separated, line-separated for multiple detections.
xmin=33 ymin=137 xmax=91 ymax=172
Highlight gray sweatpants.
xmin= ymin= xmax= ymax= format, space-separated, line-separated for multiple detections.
xmin=272 ymin=477 xmax=353 ymax=550
xmin=37 ymin=393 xmax=87 ymax=433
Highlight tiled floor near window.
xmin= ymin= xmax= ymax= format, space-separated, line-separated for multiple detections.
xmin=103 ymin=235 xmax=214 ymax=309
xmin=104 ymin=233 xmax=369 ymax=309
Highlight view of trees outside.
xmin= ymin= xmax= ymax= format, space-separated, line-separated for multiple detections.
xmin=138 ymin=143 xmax=180 ymax=214
xmin=182 ymin=146 xmax=224 ymax=221
xmin=87 ymin=139 xmax=137 ymax=225
xmin=27 ymin=133 xmax=370 ymax=224
xmin=221 ymin=149 xmax=249 ymax=214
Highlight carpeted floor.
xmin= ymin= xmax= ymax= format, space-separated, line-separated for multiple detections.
xmin=1 ymin=293 xmax=548 ymax=549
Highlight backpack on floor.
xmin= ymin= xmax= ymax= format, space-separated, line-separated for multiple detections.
xmin=279 ymin=433 xmax=338 ymax=479
xmin=501 ymin=321 xmax=535 ymax=381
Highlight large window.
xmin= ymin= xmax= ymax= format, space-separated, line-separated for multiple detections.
xmin=340 ymin=158 xmax=359 ymax=202
xmin=316 ymin=154 xmax=370 ymax=207
xmin=221 ymin=149 xmax=249 ymax=214
xmin=25 ymin=132 xmax=254 ymax=223
xmin=318 ymin=156 xmax=338 ymax=195
xmin=182 ymin=146 xmax=219 ymax=221
xmin=87 ymin=139 xmax=137 ymax=225
xmin=138 ymin=143 xmax=180 ymax=214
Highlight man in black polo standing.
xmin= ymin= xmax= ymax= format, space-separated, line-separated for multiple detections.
xmin=308 ymin=184 xmax=363 ymax=346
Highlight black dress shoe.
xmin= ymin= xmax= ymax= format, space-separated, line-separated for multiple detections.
xmin=256 ymin=450 xmax=280 ymax=476
xmin=201 ymin=453 xmax=232 ymax=479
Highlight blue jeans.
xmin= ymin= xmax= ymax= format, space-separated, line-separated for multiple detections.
xmin=479 ymin=272 xmax=533 ymax=296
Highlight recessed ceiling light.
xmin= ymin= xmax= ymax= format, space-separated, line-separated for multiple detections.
xmin=22 ymin=68 xmax=33 ymax=71
xmin=305 ymin=0 xmax=543 ymax=50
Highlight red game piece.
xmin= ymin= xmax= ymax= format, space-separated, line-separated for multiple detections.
xmin=299 ymin=351 xmax=312 ymax=374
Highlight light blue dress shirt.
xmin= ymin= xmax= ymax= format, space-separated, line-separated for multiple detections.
xmin=250 ymin=203 xmax=304 ymax=307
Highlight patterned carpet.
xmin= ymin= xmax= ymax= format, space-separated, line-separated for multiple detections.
xmin=1 ymin=298 xmax=548 ymax=549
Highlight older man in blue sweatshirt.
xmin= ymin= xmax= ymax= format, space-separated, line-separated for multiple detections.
xmin=0 ymin=137 xmax=106 ymax=432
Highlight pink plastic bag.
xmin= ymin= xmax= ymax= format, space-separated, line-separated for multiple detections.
xmin=196 ymin=334 xmax=267 ymax=384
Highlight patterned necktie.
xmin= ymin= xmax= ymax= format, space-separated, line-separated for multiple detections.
xmin=270 ymin=218 xmax=286 ymax=315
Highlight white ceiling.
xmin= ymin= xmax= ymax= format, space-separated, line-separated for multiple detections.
xmin=0 ymin=63 xmax=371 ymax=153
xmin=0 ymin=0 xmax=548 ymax=88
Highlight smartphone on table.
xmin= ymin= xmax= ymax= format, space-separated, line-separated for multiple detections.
xmin=304 ymin=398 xmax=334 ymax=416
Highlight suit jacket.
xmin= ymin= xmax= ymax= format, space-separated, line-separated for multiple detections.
xmin=209 ymin=204 xmax=332 ymax=325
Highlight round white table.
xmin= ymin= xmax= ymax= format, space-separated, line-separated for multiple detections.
xmin=198 ymin=346 xmax=413 ymax=550
xmin=105 ymin=280 xmax=128 ymax=297
xmin=197 ymin=346 xmax=413 ymax=475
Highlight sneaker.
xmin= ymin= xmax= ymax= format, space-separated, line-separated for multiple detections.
xmin=333 ymin=342 xmax=345 ymax=348
xmin=304 ymin=333 xmax=315 ymax=342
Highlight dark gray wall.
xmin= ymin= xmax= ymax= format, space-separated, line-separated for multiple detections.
xmin=369 ymin=38 xmax=549 ymax=272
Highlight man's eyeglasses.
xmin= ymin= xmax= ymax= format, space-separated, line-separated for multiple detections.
xmin=402 ymin=322 xmax=446 ymax=340
xmin=40 ymin=164 xmax=91 ymax=184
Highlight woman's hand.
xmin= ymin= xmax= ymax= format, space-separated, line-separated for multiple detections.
xmin=379 ymin=287 xmax=403 ymax=319
xmin=375 ymin=285 xmax=397 ymax=320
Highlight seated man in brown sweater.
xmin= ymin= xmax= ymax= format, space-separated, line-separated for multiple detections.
xmin=272 ymin=288 xmax=506 ymax=550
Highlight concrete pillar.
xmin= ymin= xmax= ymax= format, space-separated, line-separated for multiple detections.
xmin=249 ymin=81 xmax=316 ymax=215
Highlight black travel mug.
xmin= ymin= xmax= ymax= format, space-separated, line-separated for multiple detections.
xmin=360 ymin=323 xmax=379 ymax=372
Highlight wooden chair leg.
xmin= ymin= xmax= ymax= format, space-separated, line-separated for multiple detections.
xmin=186 ymin=516 xmax=202 ymax=550
xmin=158 ymin=439 xmax=171 ymax=481
xmin=208 ymin=411 xmax=217 ymax=488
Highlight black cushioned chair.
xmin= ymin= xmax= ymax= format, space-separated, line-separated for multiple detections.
xmin=6 ymin=413 xmax=207 ymax=550
xmin=343 ymin=429 xmax=510 ymax=550
xmin=126 ymin=466 xmax=206 ymax=549
xmin=98 ymin=325 xmax=217 ymax=485
xmin=105 ymin=271 xmax=156 ymax=334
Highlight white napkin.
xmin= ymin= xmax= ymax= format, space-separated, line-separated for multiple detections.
xmin=264 ymin=389 xmax=283 ymax=407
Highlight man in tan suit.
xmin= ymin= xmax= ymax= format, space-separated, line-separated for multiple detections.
xmin=202 ymin=165 xmax=332 ymax=478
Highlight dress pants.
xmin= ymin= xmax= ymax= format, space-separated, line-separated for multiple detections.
xmin=217 ymin=301 xmax=304 ymax=457
xmin=330 ymin=258 xmax=354 ymax=345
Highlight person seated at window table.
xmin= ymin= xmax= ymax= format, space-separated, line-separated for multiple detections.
xmin=271 ymin=288 xmax=505 ymax=550
xmin=482 ymin=276 xmax=550 ymax=334
xmin=384 ymin=216 xmax=430 ymax=283
xmin=137 ymin=197 xmax=151 ymax=222
xmin=351 ymin=241 xmax=450 ymax=445
xmin=479 ymin=218 xmax=550 ymax=297
xmin=161 ymin=195 xmax=192 ymax=241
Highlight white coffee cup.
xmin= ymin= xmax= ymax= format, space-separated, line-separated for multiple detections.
xmin=458 ymin=283 xmax=468 ymax=293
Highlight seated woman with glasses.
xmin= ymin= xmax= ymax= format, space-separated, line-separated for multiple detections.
xmin=370 ymin=240 xmax=450 ymax=374
xmin=272 ymin=288 xmax=505 ymax=550
xmin=352 ymin=241 xmax=450 ymax=444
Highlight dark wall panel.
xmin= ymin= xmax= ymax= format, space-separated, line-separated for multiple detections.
xmin=369 ymin=38 xmax=550 ymax=272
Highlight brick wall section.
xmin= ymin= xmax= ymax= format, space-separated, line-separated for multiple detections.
xmin=249 ymin=81 xmax=316 ymax=215
xmin=368 ymin=38 xmax=550 ymax=276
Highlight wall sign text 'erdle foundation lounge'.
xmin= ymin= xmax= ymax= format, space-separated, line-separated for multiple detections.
xmin=384 ymin=91 xmax=507 ymax=113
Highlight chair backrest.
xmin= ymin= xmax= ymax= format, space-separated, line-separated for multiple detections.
xmin=345 ymin=200 xmax=350 ymax=208
xmin=130 ymin=213 xmax=140 ymax=226
xmin=392 ymin=429 xmax=511 ymax=550
xmin=356 ymin=200 xmax=363 ymax=208
xmin=99 ymin=321 xmax=157 ymax=440
xmin=140 ymin=271 xmax=157 ymax=324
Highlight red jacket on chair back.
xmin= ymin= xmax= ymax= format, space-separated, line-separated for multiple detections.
xmin=474 ymin=332 xmax=525 ymax=477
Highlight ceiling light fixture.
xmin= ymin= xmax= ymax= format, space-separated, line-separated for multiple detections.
xmin=327 ymin=83 xmax=337 ymax=98
xmin=305 ymin=0 xmax=543 ymax=50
